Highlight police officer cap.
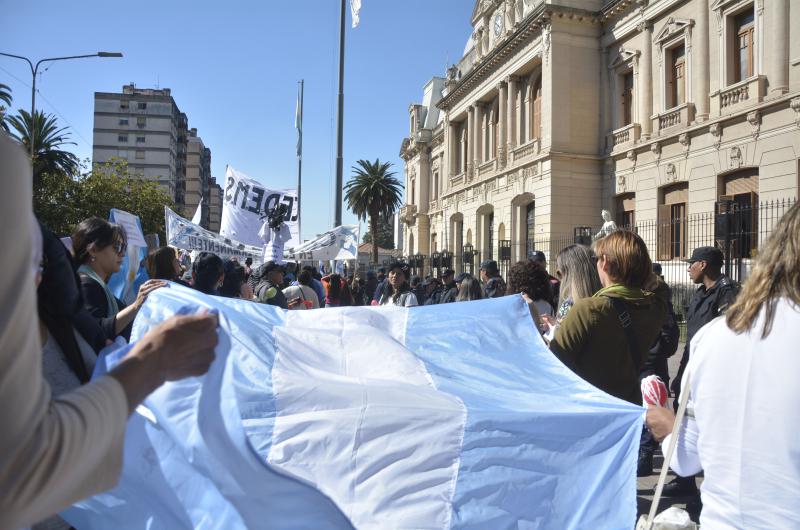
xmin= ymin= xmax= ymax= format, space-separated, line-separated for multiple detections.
xmin=262 ymin=261 xmax=286 ymax=274
xmin=684 ymin=246 xmax=723 ymax=268
xmin=480 ymin=260 xmax=498 ymax=272
xmin=454 ymin=272 xmax=468 ymax=283
xmin=441 ymin=268 xmax=455 ymax=278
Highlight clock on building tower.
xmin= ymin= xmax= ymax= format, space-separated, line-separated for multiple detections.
xmin=493 ymin=13 xmax=503 ymax=37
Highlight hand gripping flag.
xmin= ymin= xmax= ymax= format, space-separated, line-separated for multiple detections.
xmin=63 ymin=286 xmax=643 ymax=529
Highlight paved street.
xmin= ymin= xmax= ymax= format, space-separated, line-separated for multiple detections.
xmin=636 ymin=342 xmax=701 ymax=519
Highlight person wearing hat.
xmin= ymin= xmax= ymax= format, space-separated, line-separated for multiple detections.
xmin=479 ymin=260 xmax=506 ymax=299
xmin=254 ymin=261 xmax=289 ymax=309
xmin=661 ymin=246 xmax=739 ymax=502
xmin=377 ymin=262 xmax=418 ymax=307
xmin=436 ymin=269 xmax=458 ymax=304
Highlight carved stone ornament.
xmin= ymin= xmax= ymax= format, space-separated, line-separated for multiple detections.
xmin=617 ymin=173 xmax=626 ymax=191
xmin=665 ymin=163 xmax=677 ymax=183
xmin=709 ymin=122 xmax=722 ymax=147
xmin=747 ymin=110 xmax=761 ymax=139
xmin=792 ymin=97 xmax=800 ymax=128
xmin=542 ymin=24 xmax=551 ymax=66
xmin=729 ymin=146 xmax=743 ymax=169
xmin=679 ymin=133 xmax=690 ymax=150
xmin=627 ymin=150 xmax=637 ymax=163
xmin=651 ymin=142 xmax=662 ymax=158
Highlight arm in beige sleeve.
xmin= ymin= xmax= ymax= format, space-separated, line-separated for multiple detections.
xmin=0 ymin=134 xmax=130 ymax=529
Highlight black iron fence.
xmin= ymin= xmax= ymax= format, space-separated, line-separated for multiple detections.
xmin=398 ymin=198 xmax=796 ymax=317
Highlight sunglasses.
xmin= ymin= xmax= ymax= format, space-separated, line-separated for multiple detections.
xmin=112 ymin=242 xmax=128 ymax=255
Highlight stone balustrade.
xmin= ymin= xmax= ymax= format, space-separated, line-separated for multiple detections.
xmin=608 ymin=123 xmax=640 ymax=151
xmin=511 ymin=139 xmax=539 ymax=163
xmin=711 ymin=75 xmax=766 ymax=116
xmin=653 ymin=103 xmax=694 ymax=134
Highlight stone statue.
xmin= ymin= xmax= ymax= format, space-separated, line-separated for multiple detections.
xmin=593 ymin=209 xmax=618 ymax=241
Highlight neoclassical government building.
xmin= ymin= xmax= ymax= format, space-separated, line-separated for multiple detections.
xmin=399 ymin=0 xmax=799 ymax=272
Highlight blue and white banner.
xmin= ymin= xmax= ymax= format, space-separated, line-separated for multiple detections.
xmin=63 ymin=288 xmax=642 ymax=529
xmin=107 ymin=209 xmax=148 ymax=304
xmin=166 ymin=206 xmax=263 ymax=264
xmin=285 ymin=224 xmax=359 ymax=261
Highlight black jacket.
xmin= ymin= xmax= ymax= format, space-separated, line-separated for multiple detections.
xmin=255 ymin=280 xmax=289 ymax=309
xmin=79 ymin=274 xmax=132 ymax=342
xmin=439 ymin=281 xmax=458 ymax=304
xmin=685 ymin=274 xmax=739 ymax=347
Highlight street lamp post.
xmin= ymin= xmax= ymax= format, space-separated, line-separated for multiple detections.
xmin=0 ymin=51 xmax=123 ymax=161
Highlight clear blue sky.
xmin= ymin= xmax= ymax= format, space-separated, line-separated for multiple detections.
xmin=0 ymin=0 xmax=473 ymax=241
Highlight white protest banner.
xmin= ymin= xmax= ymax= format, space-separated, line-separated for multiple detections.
xmin=285 ymin=225 xmax=359 ymax=261
xmin=220 ymin=166 xmax=300 ymax=249
xmin=165 ymin=206 xmax=263 ymax=264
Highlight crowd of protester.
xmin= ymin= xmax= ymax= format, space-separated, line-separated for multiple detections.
xmin=2 ymin=128 xmax=798 ymax=529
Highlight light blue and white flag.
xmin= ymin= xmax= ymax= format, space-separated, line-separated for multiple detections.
xmin=107 ymin=208 xmax=149 ymax=304
xmin=63 ymin=287 xmax=643 ymax=530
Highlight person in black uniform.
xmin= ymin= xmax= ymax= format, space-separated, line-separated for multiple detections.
xmin=662 ymin=246 xmax=739 ymax=510
xmin=254 ymin=261 xmax=289 ymax=309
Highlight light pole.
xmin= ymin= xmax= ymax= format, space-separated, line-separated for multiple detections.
xmin=0 ymin=51 xmax=123 ymax=161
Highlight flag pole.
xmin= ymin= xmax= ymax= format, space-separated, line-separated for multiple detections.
xmin=334 ymin=0 xmax=346 ymax=228
xmin=296 ymin=79 xmax=304 ymax=242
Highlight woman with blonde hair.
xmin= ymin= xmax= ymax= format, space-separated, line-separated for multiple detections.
xmin=554 ymin=244 xmax=602 ymax=321
xmin=647 ymin=201 xmax=800 ymax=529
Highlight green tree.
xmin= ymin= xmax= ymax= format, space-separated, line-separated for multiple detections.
xmin=35 ymin=158 xmax=175 ymax=242
xmin=0 ymin=83 xmax=11 ymax=132
xmin=344 ymin=159 xmax=403 ymax=264
xmin=362 ymin=213 xmax=395 ymax=250
xmin=7 ymin=109 xmax=79 ymax=187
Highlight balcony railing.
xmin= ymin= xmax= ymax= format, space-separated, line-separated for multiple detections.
xmin=429 ymin=199 xmax=440 ymax=212
xmin=477 ymin=159 xmax=495 ymax=176
xmin=399 ymin=203 xmax=418 ymax=225
xmin=511 ymin=139 xmax=539 ymax=163
xmin=608 ymin=123 xmax=640 ymax=150
xmin=654 ymin=103 xmax=694 ymax=134
xmin=712 ymin=75 xmax=766 ymax=116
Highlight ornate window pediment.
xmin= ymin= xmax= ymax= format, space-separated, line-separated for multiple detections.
xmin=609 ymin=48 xmax=640 ymax=70
xmin=654 ymin=17 xmax=694 ymax=46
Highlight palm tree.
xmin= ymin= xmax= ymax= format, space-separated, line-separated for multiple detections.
xmin=0 ymin=83 xmax=11 ymax=132
xmin=344 ymin=159 xmax=403 ymax=265
xmin=8 ymin=109 xmax=79 ymax=185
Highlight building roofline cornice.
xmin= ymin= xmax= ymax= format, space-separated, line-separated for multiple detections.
xmin=437 ymin=4 xmax=599 ymax=111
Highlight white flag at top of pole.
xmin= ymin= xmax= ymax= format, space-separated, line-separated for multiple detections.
xmin=350 ymin=0 xmax=361 ymax=28
xmin=190 ymin=197 xmax=203 ymax=225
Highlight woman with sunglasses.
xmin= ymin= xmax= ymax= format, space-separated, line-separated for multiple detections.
xmin=72 ymin=217 xmax=165 ymax=342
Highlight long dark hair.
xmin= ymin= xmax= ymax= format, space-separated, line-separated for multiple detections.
xmin=72 ymin=217 xmax=127 ymax=266
xmin=192 ymin=252 xmax=224 ymax=294
xmin=383 ymin=263 xmax=411 ymax=302
xmin=38 ymin=224 xmax=92 ymax=383
xmin=147 ymin=246 xmax=179 ymax=281
xmin=220 ymin=260 xmax=246 ymax=298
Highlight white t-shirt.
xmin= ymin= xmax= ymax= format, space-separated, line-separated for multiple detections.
xmin=665 ymin=298 xmax=800 ymax=529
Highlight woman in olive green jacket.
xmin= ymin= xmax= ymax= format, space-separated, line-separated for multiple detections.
xmin=549 ymin=230 xmax=668 ymax=405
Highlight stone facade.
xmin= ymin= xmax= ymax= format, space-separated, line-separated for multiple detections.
xmin=93 ymin=84 xmax=218 ymax=228
xmin=400 ymin=0 xmax=799 ymax=272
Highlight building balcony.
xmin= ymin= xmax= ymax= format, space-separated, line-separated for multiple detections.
xmin=477 ymin=159 xmax=496 ymax=177
xmin=450 ymin=172 xmax=465 ymax=187
xmin=653 ymin=103 xmax=694 ymax=135
xmin=399 ymin=204 xmax=418 ymax=225
xmin=711 ymin=75 xmax=766 ymax=116
xmin=510 ymin=139 xmax=540 ymax=164
xmin=608 ymin=123 xmax=641 ymax=151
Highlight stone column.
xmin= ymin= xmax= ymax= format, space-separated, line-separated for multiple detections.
xmin=768 ymin=0 xmax=790 ymax=96
xmin=506 ymin=75 xmax=518 ymax=156
xmin=600 ymin=47 xmax=610 ymax=149
xmin=448 ymin=119 xmax=458 ymax=179
xmin=639 ymin=22 xmax=653 ymax=137
xmin=497 ymin=81 xmax=507 ymax=166
xmin=694 ymin=0 xmax=710 ymax=121
xmin=473 ymin=104 xmax=482 ymax=170
xmin=467 ymin=106 xmax=474 ymax=178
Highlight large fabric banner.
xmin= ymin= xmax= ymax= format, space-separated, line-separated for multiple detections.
xmin=107 ymin=209 xmax=148 ymax=304
xmin=165 ymin=207 xmax=262 ymax=264
xmin=285 ymin=225 xmax=359 ymax=261
xmin=220 ymin=166 xmax=300 ymax=249
xmin=63 ymin=288 xmax=643 ymax=529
